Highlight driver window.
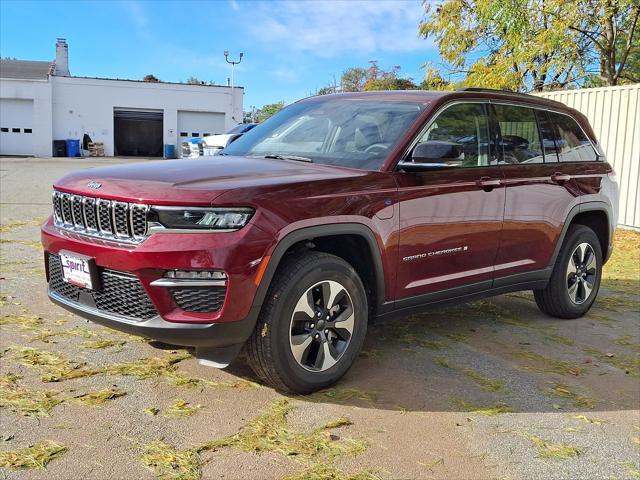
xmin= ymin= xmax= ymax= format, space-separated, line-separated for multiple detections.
xmin=416 ymin=103 xmax=490 ymax=167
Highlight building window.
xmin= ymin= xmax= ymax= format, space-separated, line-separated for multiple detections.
xmin=180 ymin=132 xmax=188 ymax=137
xmin=12 ymin=128 xmax=20 ymax=133
xmin=203 ymin=133 xmax=211 ymax=137
xmin=0 ymin=128 xmax=8 ymax=132
xmin=24 ymin=128 xmax=32 ymax=134
xmin=191 ymin=132 xmax=200 ymax=137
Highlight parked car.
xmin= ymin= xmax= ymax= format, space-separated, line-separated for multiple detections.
xmin=43 ymin=89 xmax=618 ymax=393
xmin=180 ymin=137 xmax=203 ymax=159
xmin=201 ymin=123 xmax=257 ymax=156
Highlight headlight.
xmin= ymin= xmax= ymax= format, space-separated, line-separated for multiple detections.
xmin=149 ymin=207 xmax=254 ymax=230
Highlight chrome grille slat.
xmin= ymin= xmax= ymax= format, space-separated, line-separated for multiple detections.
xmin=52 ymin=190 xmax=147 ymax=244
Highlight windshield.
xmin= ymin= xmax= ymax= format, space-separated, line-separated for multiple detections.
xmin=223 ymin=99 xmax=424 ymax=170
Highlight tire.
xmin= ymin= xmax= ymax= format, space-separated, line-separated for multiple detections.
xmin=246 ymin=251 xmax=368 ymax=393
xmin=534 ymin=225 xmax=603 ymax=319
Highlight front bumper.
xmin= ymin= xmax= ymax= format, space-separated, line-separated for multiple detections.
xmin=49 ymin=290 xmax=255 ymax=348
xmin=42 ymin=216 xmax=272 ymax=348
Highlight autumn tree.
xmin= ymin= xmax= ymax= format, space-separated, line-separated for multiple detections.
xmin=419 ymin=0 xmax=640 ymax=91
xmin=142 ymin=74 xmax=160 ymax=82
xmin=340 ymin=67 xmax=368 ymax=92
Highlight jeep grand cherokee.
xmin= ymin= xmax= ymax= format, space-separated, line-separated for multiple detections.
xmin=42 ymin=89 xmax=619 ymax=393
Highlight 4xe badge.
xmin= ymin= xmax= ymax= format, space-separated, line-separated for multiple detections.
xmin=87 ymin=181 xmax=102 ymax=189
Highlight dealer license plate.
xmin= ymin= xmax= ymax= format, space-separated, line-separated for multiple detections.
xmin=60 ymin=252 xmax=94 ymax=289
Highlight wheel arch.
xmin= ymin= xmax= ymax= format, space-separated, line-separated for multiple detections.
xmin=250 ymin=223 xmax=387 ymax=320
xmin=549 ymin=201 xmax=613 ymax=268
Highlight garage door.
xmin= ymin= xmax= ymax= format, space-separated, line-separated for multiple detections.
xmin=177 ymin=111 xmax=225 ymax=140
xmin=0 ymin=98 xmax=34 ymax=156
xmin=113 ymin=108 xmax=163 ymax=157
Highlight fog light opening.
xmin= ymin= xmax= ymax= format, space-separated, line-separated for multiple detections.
xmin=164 ymin=270 xmax=227 ymax=280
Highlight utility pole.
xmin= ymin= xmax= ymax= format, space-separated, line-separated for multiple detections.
xmin=224 ymin=51 xmax=243 ymax=123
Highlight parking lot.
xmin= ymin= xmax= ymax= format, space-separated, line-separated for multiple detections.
xmin=0 ymin=156 xmax=638 ymax=480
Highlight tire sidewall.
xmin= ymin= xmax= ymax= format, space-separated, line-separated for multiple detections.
xmin=268 ymin=256 xmax=368 ymax=392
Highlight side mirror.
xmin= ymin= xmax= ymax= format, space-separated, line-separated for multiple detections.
xmin=398 ymin=141 xmax=462 ymax=172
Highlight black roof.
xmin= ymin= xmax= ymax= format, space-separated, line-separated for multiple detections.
xmin=0 ymin=59 xmax=53 ymax=80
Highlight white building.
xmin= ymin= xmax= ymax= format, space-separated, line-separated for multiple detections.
xmin=0 ymin=39 xmax=243 ymax=157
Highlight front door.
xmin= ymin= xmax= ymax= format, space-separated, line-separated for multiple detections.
xmin=394 ymin=102 xmax=505 ymax=301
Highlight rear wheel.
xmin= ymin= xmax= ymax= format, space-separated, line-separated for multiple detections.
xmin=534 ymin=225 xmax=602 ymax=319
xmin=246 ymin=251 xmax=367 ymax=393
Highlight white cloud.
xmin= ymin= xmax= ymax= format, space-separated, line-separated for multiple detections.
xmin=247 ymin=0 xmax=427 ymax=58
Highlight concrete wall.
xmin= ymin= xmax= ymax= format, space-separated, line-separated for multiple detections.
xmin=534 ymin=84 xmax=640 ymax=229
xmin=51 ymin=76 xmax=243 ymax=156
xmin=0 ymin=77 xmax=53 ymax=156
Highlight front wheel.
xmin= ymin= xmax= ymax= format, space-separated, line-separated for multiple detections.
xmin=534 ymin=225 xmax=603 ymax=319
xmin=246 ymin=251 xmax=368 ymax=393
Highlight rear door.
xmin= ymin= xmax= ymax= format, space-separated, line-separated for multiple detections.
xmin=492 ymin=104 xmax=580 ymax=284
xmin=394 ymin=102 xmax=505 ymax=301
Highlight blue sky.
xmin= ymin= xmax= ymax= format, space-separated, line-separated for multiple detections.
xmin=0 ymin=0 xmax=438 ymax=108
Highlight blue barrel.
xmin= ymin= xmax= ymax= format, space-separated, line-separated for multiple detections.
xmin=164 ymin=144 xmax=175 ymax=159
xmin=66 ymin=139 xmax=80 ymax=157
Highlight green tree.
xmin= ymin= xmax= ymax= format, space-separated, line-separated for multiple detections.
xmin=257 ymin=101 xmax=286 ymax=122
xmin=419 ymin=0 xmax=640 ymax=91
xmin=185 ymin=77 xmax=215 ymax=85
xmin=340 ymin=67 xmax=368 ymax=92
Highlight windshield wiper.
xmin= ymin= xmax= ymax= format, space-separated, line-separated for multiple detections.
xmin=263 ymin=154 xmax=313 ymax=163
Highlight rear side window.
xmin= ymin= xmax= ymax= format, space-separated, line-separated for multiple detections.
xmin=493 ymin=104 xmax=544 ymax=164
xmin=548 ymin=112 xmax=598 ymax=162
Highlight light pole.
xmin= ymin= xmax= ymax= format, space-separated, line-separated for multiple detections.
xmin=224 ymin=51 xmax=243 ymax=123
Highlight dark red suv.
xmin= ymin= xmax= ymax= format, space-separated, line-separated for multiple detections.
xmin=42 ymin=89 xmax=619 ymax=393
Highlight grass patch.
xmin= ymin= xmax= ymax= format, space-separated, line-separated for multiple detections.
xmin=0 ymin=238 xmax=42 ymax=249
xmin=583 ymin=346 xmax=640 ymax=377
xmin=142 ymin=399 xmax=367 ymax=480
xmin=168 ymin=372 xmax=258 ymax=389
xmin=544 ymin=334 xmax=576 ymax=346
xmin=433 ymin=356 xmax=451 ymax=368
xmin=544 ymin=384 xmax=594 ymax=409
xmin=282 ymin=464 xmax=381 ymax=480
xmin=0 ymin=378 xmax=63 ymax=417
xmin=141 ymin=441 xmax=201 ymax=480
xmin=615 ymin=335 xmax=640 ymax=352
xmin=71 ymin=388 xmax=127 ymax=407
xmin=323 ymin=417 xmax=353 ymax=429
xmin=358 ymin=349 xmax=382 ymax=360
xmin=164 ymin=400 xmax=202 ymax=418
xmin=0 ymin=440 xmax=67 ymax=469
xmin=144 ymin=407 xmax=160 ymax=416
xmin=624 ymin=463 xmax=640 ymax=480
xmin=572 ymin=414 xmax=607 ymax=425
xmin=398 ymin=333 xmax=447 ymax=350
xmin=463 ymin=369 xmax=504 ymax=392
xmin=0 ymin=314 xmax=43 ymax=331
xmin=602 ymin=230 xmax=640 ymax=293
xmin=512 ymin=350 xmax=582 ymax=376
xmin=197 ymin=399 xmax=366 ymax=458
xmin=81 ymin=339 xmax=126 ymax=349
xmin=454 ymin=398 xmax=513 ymax=416
xmin=444 ymin=332 xmax=469 ymax=342
xmin=0 ymin=218 xmax=43 ymax=233
xmin=305 ymin=388 xmax=378 ymax=405
xmin=522 ymin=433 xmax=582 ymax=460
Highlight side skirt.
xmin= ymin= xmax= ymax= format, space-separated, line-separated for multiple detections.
xmin=377 ymin=268 xmax=551 ymax=322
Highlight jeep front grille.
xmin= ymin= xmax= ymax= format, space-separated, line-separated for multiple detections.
xmin=52 ymin=190 xmax=148 ymax=244
xmin=48 ymin=254 xmax=158 ymax=321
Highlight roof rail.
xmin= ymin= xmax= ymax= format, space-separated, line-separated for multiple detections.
xmin=455 ymin=87 xmax=565 ymax=106
xmin=456 ymin=87 xmax=532 ymax=96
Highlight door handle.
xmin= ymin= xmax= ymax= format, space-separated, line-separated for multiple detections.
xmin=552 ymin=172 xmax=571 ymax=183
xmin=476 ymin=177 xmax=501 ymax=191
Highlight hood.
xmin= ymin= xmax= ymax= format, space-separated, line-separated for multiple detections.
xmin=53 ymin=156 xmax=362 ymax=205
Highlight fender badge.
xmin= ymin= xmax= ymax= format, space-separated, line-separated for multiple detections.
xmin=87 ymin=181 xmax=102 ymax=189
